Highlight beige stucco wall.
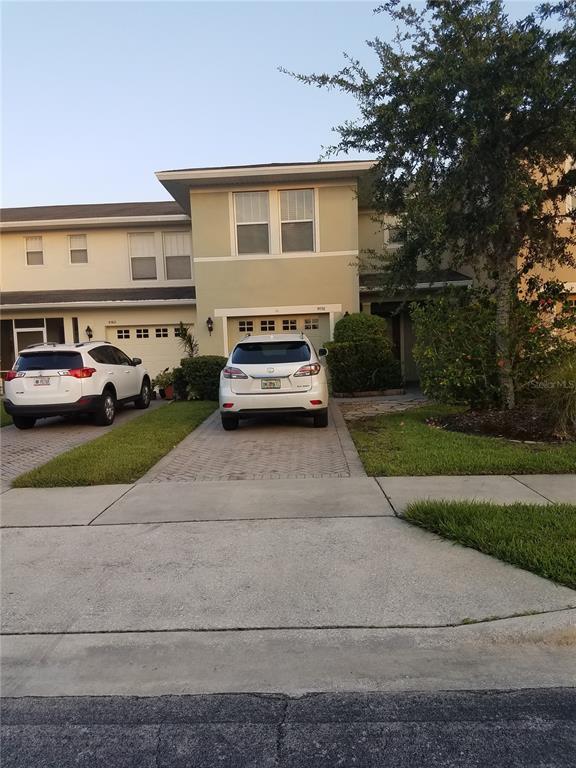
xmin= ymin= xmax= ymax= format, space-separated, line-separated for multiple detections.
xmin=190 ymin=192 xmax=232 ymax=258
xmin=0 ymin=226 xmax=193 ymax=292
xmin=194 ymin=253 xmax=359 ymax=355
xmin=318 ymin=186 xmax=358 ymax=253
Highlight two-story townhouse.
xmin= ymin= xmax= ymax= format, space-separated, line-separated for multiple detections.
xmin=2 ymin=160 xmax=574 ymax=382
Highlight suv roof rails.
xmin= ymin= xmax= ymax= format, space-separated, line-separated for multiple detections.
xmin=74 ymin=340 xmax=111 ymax=347
xmin=22 ymin=342 xmax=58 ymax=350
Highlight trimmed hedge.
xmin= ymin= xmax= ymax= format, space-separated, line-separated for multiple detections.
xmin=173 ymin=356 xmax=227 ymax=401
xmin=333 ymin=313 xmax=389 ymax=343
xmin=326 ymin=340 xmax=402 ymax=393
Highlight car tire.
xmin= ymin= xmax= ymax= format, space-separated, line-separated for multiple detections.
xmin=13 ymin=415 xmax=36 ymax=430
xmin=134 ymin=378 xmax=151 ymax=409
xmin=94 ymin=390 xmax=116 ymax=426
xmin=221 ymin=414 xmax=239 ymax=431
xmin=313 ymin=410 xmax=329 ymax=428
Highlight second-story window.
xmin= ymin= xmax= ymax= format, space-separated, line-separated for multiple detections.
xmin=163 ymin=231 xmax=192 ymax=280
xmin=129 ymin=233 xmax=157 ymax=280
xmin=69 ymin=234 xmax=88 ymax=264
xmin=234 ymin=191 xmax=269 ymax=254
xmin=280 ymin=189 xmax=314 ymax=252
xmin=25 ymin=236 xmax=44 ymax=265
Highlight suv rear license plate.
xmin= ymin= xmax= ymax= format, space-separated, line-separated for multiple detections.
xmin=34 ymin=377 xmax=50 ymax=386
xmin=261 ymin=379 xmax=281 ymax=390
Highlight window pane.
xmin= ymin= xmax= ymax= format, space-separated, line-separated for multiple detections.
xmin=16 ymin=351 xmax=83 ymax=370
xmin=131 ymin=256 xmax=157 ymax=279
xmin=26 ymin=236 xmax=42 ymax=251
xmin=70 ymin=249 xmax=88 ymax=264
xmin=166 ymin=254 xmax=192 ymax=279
xmin=281 ymin=189 xmax=314 ymax=221
xmin=129 ymin=232 xmax=156 ymax=258
xmin=237 ymin=223 xmax=269 ymax=254
xmin=235 ymin=192 xmax=269 ymax=223
xmin=232 ymin=341 xmax=311 ymax=365
xmin=69 ymin=234 xmax=86 ymax=250
xmin=281 ymin=221 xmax=314 ymax=252
xmin=14 ymin=319 xmax=45 ymax=328
xmin=26 ymin=251 xmax=43 ymax=265
xmin=163 ymin=231 xmax=191 ymax=257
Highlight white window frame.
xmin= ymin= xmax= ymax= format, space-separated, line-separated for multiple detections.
xmin=260 ymin=319 xmax=276 ymax=332
xmin=24 ymin=235 xmax=44 ymax=267
xmin=282 ymin=318 xmax=298 ymax=331
xmin=238 ymin=319 xmax=254 ymax=333
xmin=233 ymin=191 xmax=271 ymax=256
xmin=128 ymin=232 xmax=158 ymax=281
xmin=155 ymin=327 xmax=169 ymax=338
xmin=68 ymin=233 xmax=88 ymax=265
xmin=279 ymin=189 xmax=316 ymax=254
xmin=136 ymin=328 xmax=150 ymax=339
xmin=116 ymin=328 xmax=131 ymax=340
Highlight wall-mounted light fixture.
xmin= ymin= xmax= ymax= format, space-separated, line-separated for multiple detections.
xmin=85 ymin=325 xmax=93 ymax=340
xmin=206 ymin=317 xmax=214 ymax=336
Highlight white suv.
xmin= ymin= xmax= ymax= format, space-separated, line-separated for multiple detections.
xmin=219 ymin=333 xmax=329 ymax=430
xmin=3 ymin=341 xmax=151 ymax=430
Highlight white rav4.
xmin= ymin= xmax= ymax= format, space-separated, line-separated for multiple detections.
xmin=3 ymin=341 xmax=151 ymax=429
xmin=219 ymin=333 xmax=329 ymax=430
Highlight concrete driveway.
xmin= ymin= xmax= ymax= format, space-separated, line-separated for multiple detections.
xmin=0 ymin=401 xmax=164 ymax=491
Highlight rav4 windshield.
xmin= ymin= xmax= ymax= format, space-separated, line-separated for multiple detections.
xmin=15 ymin=352 xmax=84 ymax=371
xmin=232 ymin=341 xmax=311 ymax=365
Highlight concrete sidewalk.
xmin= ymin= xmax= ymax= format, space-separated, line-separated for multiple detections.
xmin=1 ymin=474 xmax=574 ymax=697
xmin=1 ymin=474 xmax=574 ymax=527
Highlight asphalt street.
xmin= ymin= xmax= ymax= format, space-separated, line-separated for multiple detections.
xmin=2 ymin=688 xmax=575 ymax=767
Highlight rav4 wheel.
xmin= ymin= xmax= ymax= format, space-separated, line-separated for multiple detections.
xmin=94 ymin=391 xmax=116 ymax=426
xmin=313 ymin=411 xmax=329 ymax=428
xmin=221 ymin=414 xmax=239 ymax=431
xmin=134 ymin=379 xmax=151 ymax=409
xmin=13 ymin=415 xmax=36 ymax=430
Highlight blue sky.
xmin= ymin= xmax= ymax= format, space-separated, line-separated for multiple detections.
xmin=2 ymin=1 xmax=539 ymax=207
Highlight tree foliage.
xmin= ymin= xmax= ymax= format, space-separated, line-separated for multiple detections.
xmin=286 ymin=0 xmax=576 ymax=407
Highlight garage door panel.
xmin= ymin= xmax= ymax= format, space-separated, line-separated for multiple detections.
xmin=227 ymin=314 xmax=331 ymax=354
xmin=105 ymin=325 xmax=188 ymax=378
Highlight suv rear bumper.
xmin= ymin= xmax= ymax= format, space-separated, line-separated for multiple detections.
xmin=3 ymin=395 xmax=104 ymax=418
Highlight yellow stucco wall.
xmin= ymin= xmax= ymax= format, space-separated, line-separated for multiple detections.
xmin=1 ymin=226 xmax=193 ymax=292
xmin=190 ymin=192 xmax=232 ymax=258
xmin=318 ymin=186 xmax=358 ymax=253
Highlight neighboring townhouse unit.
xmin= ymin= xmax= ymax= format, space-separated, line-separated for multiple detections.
xmin=2 ymin=160 xmax=575 ymax=382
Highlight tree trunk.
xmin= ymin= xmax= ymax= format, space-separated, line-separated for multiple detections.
xmin=495 ymin=254 xmax=516 ymax=410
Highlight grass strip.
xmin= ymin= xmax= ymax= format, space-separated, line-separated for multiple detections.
xmin=12 ymin=401 xmax=217 ymax=487
xmin=349 ymin=404 xmax=576 ymax=476
xmin=1 ymin=406 xmax=12 ymax=427
xmin=404 ymin=500 xmax=576 ymax=589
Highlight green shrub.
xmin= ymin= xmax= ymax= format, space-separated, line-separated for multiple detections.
xmin=333 ymin=313 xmax=390 ymax=343
xmin=535 ymin=354 xmax=576 ymax=438
xmin=326 ymin=340 xmax=402 ymax=393
xmin=173 ymin=355 xmax=227 ymax=401
xmin=411 ymin=291 xmax=500 ymax=408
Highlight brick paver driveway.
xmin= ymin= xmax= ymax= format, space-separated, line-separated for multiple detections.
xmin=141 ymin=401 xmax=364 ymax=482
xmin=0 ymin=401 xmax=165 ymax=491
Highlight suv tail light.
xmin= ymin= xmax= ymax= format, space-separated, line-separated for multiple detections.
xmin=67 ymin=367 xmax=97 ymax=379
xmin=293 ymin=363 xmax=321 ymax=377
xmin=4 ymin=371 xmax=20 ymax=381
xmin=222 ymin=366 xmax=248 ymax=379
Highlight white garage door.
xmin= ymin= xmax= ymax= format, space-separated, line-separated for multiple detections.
xmin=227 ymin=314 xmax=331 ymax=353
xmin=106 ymin=324 xmax=188 ymax=378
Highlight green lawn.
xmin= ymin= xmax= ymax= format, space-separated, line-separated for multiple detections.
xmin=12 ymin=401 xmax=217 ymax=487
xmin=1 ymin=406 xmax=12 ymax=427
xmin=349 ymin=404 xmax=576 ymax=476
xmin=404 ymin=500 xmax=576 ymax=589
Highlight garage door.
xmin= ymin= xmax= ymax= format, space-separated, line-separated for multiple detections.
xmin=227 ymin=314 xmax=331 ymax=353
xmin=105 ymin=324 xmax=189 ymax=378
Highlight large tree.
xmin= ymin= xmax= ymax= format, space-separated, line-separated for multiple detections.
xmin=287 ymin=0 xmax=576 ymax=408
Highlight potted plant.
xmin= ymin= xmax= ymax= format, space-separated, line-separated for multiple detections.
xmin=152 ymin=369 xmax=174 ymax=400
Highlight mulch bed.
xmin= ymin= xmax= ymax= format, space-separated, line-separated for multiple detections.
xmin=428 ymin=406 xmax=574 ymax=443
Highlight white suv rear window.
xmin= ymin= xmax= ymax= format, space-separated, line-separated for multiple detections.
xmin=232 ymin=341 xmax=311 ymax=365
xmin=15 ymin=352 xmax=84 ymax=371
